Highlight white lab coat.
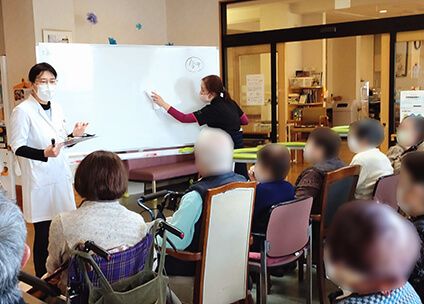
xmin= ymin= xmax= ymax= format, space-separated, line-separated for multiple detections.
xmin=10 ymin=95 xmax=76 ymax=223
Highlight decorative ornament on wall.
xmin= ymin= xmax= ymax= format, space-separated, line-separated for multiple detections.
xmin=136 ymin=23 xmax=143 ymax=30
xmin=87 ymin=12 xmax=98 ymax=25
xmin=165 ymin=42 xmax=174 ymax=46
xmin=108 ymin=37 xmax=117 ymax=45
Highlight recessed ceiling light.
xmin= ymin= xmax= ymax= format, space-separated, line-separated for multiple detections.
xmin=380 ymin=9 xmax=388 ymax=13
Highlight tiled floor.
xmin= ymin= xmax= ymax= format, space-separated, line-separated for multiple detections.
xmin=22 ymin=140 xmax=355 ymax=303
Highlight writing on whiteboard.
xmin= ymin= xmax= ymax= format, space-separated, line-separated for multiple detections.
xmin=185 ymin=57 xmax=204 ymax=73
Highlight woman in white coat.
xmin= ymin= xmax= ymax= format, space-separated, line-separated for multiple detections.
xmin=10 ymin=63 xmax=88 ymax=277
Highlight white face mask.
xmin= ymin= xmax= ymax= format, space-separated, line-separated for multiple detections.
xmin=303 ymin=143 xmax=314 ymax=164
xmin=348 ymin=136 xmax=362 ymax=154
xmin=200 ymin=93 xmax=213 ymax=103
xmin=396 ymin=130 xmax=413 ymax=147
xmin=36 ymin=83 xmax=56 ymax=102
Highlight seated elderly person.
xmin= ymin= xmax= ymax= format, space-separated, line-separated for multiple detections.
xmin=165 ymin=127 xmax=246 ymax=276
xmin=46 ymin=150 xmax=147 ymax=292
xmin=0 ymin=191 xmax=31 ymax=304
xmin=387 ymin=115 xmax=424 ymax=174
xmin=295 ymin=127 xmax=344 ymax=213
xmin=164 ymin=128 xmax=246 ymax=302
xmin=325 ymin=201 xmax=421 ymax=304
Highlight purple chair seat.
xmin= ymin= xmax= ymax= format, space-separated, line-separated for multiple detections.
xmin=129 ymin=160 xmax=198 ymax=181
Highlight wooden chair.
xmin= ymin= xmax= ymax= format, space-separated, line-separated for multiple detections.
xmin=311 ymin=165 xmax=361 ymax=304
xmin=167 ymin=181 xmax=257 ymax=304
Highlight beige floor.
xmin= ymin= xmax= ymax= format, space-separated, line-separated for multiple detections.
xmin=21 ymin=140 xmax=355 ymax=303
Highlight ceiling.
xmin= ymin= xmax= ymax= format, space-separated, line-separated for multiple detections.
xmin=227 ymin=0 xmax=424 ymax=32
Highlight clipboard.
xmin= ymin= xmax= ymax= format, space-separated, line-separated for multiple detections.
xmin=60 ymin=134 xmax=97 ymax=148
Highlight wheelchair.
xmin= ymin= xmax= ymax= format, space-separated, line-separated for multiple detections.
xmin=19 ymin=190 xmax=184 ymax=304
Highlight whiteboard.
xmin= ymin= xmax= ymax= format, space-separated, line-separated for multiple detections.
xmin=36 ymin=43 xmax=219 ymax=154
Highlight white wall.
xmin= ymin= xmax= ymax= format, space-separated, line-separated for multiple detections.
xmin=2 ymin=0 xmax=37 ymax=107
xmin=166 ymin=0 xmax=220 ymax=47
xmin=74 ymin=0 xmax=167 ymax=45
xmin=33 ymin=0 xmax=75 ymax=43
xmin=327 ymin=37 xmax=357 ymax=101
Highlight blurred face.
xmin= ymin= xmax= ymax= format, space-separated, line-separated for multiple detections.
xmin=253 ymin=162 xmax=272 ymax=183
xmin=324 ymin=249 xmax=400 ymax=295
xmin=347 ymin=129 xmax=369 ymax=154
xmin=397 ymin=169 xmax=424 ymax=217
xmin=303 ymin=138 xmax=324 ymax=165
xmin=397 ymin=119 xmax=420 ymax=148
xmin=195 ymin=157 xmax=208 ymax=177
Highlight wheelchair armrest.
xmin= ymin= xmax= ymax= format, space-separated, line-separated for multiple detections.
xmin=166 ymin=248 xmax=202 ymax=262
xmin=310 ymin=214 xmax=321 ymax=222
xmin=18 ymin=271 xmax=62 ymax=297
xmin=251 ymin=232 xmax=266 ymax=239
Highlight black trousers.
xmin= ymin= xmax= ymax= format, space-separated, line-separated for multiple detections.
xmin=33 ymin=221 xmax=51 ymax=277
xmin=231 ymin=130 xmax=249 ymax=180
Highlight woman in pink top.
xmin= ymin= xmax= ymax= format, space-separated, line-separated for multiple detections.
xmin=152 ymin=75 xmax=249 ymax=178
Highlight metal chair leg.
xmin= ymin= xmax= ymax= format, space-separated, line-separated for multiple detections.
xmin=307 ymin=224 xmax=312 ymax=304
xmin=259 ymin=240 xmax=268 ymax=304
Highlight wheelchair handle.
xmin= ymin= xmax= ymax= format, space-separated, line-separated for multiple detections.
xmin=139 ymin=190 xmax=170 ymax=202
xmin=138 ymin=200 xmax=156 ymax=220
xmin=84 ymin=241 xmax=112 ymax=261
xmin=159 ymin=220 xmax=184 ymax=240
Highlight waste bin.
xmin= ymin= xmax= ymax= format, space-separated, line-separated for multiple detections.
xmin=332 ymin=100 xmax=358 ymax=127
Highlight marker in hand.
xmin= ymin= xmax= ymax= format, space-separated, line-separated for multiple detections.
xmin=44 ymin=138 xmax=61 ymax=158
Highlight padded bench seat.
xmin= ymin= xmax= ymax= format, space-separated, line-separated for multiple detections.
xmin=124 ymin=153 xmax=198 ymax=192
xmin=129 ymin=160 xmax=198 ymax=182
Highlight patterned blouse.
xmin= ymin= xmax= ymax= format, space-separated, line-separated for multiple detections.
xmin=332 ymin=282 xmax=422 ymax=304
xmin=386 ymin=141 xmax=424 ymax=174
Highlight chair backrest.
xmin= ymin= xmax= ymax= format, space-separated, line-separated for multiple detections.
xmin=266 ymin=197 xmax=313 ymax=258
xmin=68 ymin=233 xmax=153 ymax=287
xmin=372 ymin=174 xmax=400 ymax=210
xmin=302 ymin=107 xmax=326 ymax=125
xmin=195 ymin=182 xmax=256 ymax=304
xmin=320 ymin=165 xmax=361 ymax=228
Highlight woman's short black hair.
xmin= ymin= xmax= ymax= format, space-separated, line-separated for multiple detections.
xmin=350 ymin=118 xmax=385 ymax=147
xmin=28 ymin=63 xmax=57 ymax=83
xmin=403 ymin=115 xmax=424 ymax=143
xmin=402 ymin=151 xmax=424 ymax=184
xmin=75 ymin=150 xmax=128 ymax=201
xmin=257 ymin=144 xmax=291 ymax=180
xmin=308 ymin=127 xmax=341 ymax=159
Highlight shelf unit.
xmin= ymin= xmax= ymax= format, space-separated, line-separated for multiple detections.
xmin=287 ymin=86 xmax=325 ymax=123
xmin=288 ymin=86 xmax=324 ymax=106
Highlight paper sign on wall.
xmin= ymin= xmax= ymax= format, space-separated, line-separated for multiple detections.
xmin=246 ymin=74 xmax=265 ymax=106
xmin=400 ymin=90 xmax=424 ymax=122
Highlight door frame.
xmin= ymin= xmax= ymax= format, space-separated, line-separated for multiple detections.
xmin=220 ymin=3 xmax=424 ymax=146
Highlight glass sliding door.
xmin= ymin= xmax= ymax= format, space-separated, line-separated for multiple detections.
xmin=393 ymin=30 xmax=424 ymax=144
xmin=226 ymin=45 xmax=273 ymax=146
